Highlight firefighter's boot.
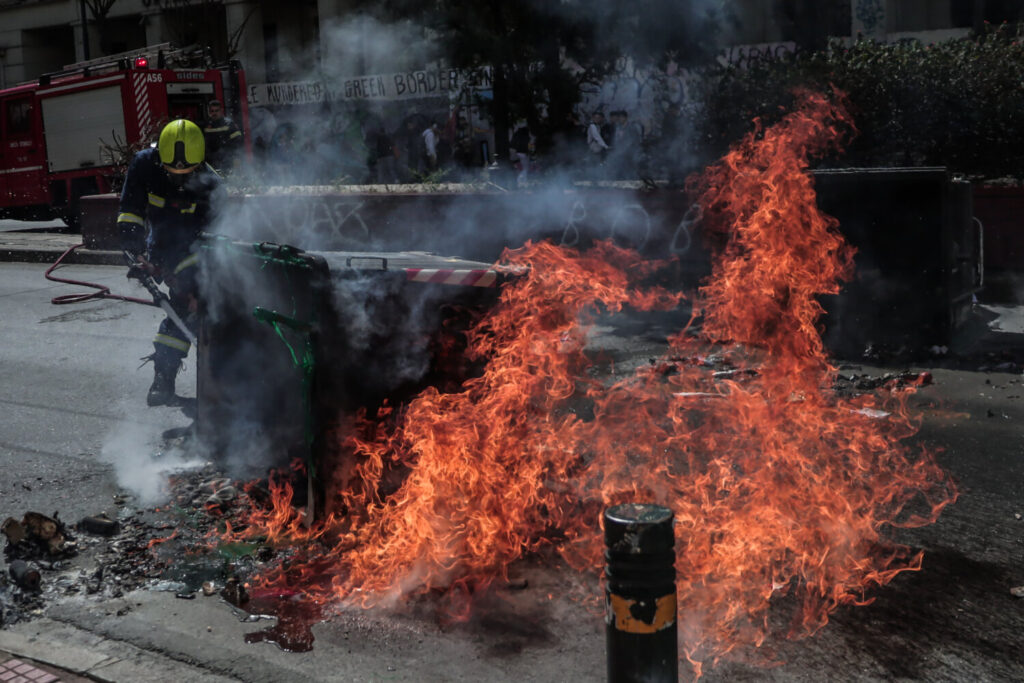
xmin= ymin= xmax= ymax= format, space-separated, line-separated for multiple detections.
xmin=147 ymin=357 xmax=181 ymax=407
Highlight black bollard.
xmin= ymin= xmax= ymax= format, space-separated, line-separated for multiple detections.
xmin=604 ymin=503 xmax=677 ymax=683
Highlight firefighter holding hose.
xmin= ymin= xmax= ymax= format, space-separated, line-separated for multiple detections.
xmin=118 ymin=119 xmax=224 ymax=407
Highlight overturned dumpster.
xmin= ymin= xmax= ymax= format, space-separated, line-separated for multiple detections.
xmin=195 ymin=237 xmax=502 ymax=520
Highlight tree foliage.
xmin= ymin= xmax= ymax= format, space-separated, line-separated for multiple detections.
xmin=694 ymin=23 xmax=1024 ymax=180
xmin=83 ymin=0 xmax=119 ymax=55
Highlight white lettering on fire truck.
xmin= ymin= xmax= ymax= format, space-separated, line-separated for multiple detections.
xmin=0 ymin=166 xmax=44 ymax=175
xmin=174 ymin=71 xmax=208 ymax=80
xmin=146 ymin=73 xmax=163 ymax=83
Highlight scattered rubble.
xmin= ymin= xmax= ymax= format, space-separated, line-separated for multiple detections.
xmin=0 ymin=460 xmax=286 ymax=627
xmin=78 ymin=514 xmax=120 ymax=537
xmin=221 ymin=576 xmax=250 ymax=605
xmin=8 ymin=560 xmax=40 ymax=592
xmin=2 ymin=512 xmax=76 ymax=560
xmin=833 ymin=370 xmax=933 ymax=394
xmin=0 ymin=512 xmax=67 ymax=625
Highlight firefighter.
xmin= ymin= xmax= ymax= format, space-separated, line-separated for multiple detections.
xmin=118 ymin=119 xmax=224 ymax=407
xmin=202 ymin=99 xmax=243 ymax=174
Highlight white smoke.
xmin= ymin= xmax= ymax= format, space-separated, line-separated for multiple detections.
xmin=318 ymin=14 xmax=441 ymax=80
xmin=187 ymin=2 xmax=737 ymax=483
xmin=100 ymin=400 xmax=206 ymax=506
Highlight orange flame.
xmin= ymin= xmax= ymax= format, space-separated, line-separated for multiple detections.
xmin=147 ymin=528 xmax=179 ymax=550
xmin=218 ymin=90 xmax=956 ymax=674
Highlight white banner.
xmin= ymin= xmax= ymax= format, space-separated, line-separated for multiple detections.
xmin=249 ymin=68 xmax=493 ymax=106
xmin=248 ymin=81 xmax=328 ymax=106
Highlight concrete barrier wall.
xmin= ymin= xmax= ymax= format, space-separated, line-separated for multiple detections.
xmin=81 ymin=185 xmax=710 ymax=270
xmin=78 ymin=174 xmax=996 ymax=351
xmin=221 ymin=186 xmax=706 ymax=265
xmin=81 ymin=181 xmax=1022 ymax=272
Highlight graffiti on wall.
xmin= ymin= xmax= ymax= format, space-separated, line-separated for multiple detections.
xmin=229 ymin=190 xmax=704 ymax=264
xmin=577 ymin=61 xmax=700 ymax=140
xmin=230 ymin=196 xmax=372 ymax=250
xmin=577 ymin=42 xmax=796 ymax=140
xmin=853 ymin=0 xmax=886 ymax=38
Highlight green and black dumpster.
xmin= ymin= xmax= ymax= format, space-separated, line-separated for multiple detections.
xmin=195 ymin=237 xmax=501 ymax=521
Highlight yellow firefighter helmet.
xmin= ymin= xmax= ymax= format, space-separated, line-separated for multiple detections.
xmin=158 ymin=119 xmax=205 ymax=173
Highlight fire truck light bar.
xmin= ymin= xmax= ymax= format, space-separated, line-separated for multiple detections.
xmin=134 ymin=57 xmax=149 ymax=68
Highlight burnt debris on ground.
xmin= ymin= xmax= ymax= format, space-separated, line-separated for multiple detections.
xmin=0 ymin=455 xmax=289 ymax=628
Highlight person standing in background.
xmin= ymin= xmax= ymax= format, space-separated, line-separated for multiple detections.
xmin=422 ymin=121 xmax=441 ymax=172
xmin=586 ymin=111 xmax=610 ymax=175
xmin=510 ymin=124 xmax=532 ymax=185
xmin=201 ymin=99 xmax=243 ymax=174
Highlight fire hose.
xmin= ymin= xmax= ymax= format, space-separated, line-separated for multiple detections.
xmin=44 ymin=243 xmax=153 ymax=306
xmin=44 ymin=242 xmax=197 ymax=345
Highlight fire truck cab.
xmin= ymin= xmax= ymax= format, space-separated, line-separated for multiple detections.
xmin=0 ymin=43 xmax=249 ymax=227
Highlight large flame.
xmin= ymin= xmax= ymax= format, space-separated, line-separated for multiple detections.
xmin=216 ymin=91 xmax=956 ymax=675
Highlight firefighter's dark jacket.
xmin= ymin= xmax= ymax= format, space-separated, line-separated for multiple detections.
xmin=117 ymin=147 xmax=224 ymax=266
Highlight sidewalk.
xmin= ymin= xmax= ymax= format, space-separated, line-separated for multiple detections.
xmin=0 ymin=229 xmax=121 ymax=266
xmin=0 ymin=618 xmax=238 ymax=682
xmin=0 ymin=649 xmax=91 ymax=683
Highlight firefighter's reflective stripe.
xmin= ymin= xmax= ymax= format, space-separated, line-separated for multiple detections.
xmin=205 ymin=125 xmax=231 ymax=133
xmin=145 ymin=193 xmax=195 ymax=214
xmin=118 ymin=212 xmax=145 ymax=226
xmin=173 ymin=253 xmax=199 ymax=274
xmin=229 ymin=130 xmax=242 ymax=139
xmin=154 ymin=333 xmax=190 ymax=353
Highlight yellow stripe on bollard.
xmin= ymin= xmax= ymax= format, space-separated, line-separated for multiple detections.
xmin=608 ymin=593 xmax=676 ymax=634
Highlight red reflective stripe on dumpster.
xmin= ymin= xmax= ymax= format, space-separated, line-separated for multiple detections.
xmin=405 ymin=268 xmax=498 ymax=287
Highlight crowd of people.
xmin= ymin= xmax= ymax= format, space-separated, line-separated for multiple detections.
xmin=241 ymin=102 xmax=689 ymax=187
xmin=247 ymin=109 xmax=481 ymax=186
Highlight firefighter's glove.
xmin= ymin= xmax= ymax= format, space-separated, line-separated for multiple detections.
xmin=126 ymin=262 xmax=147 ymax=282
xmin=119 ymin=222 xmax=146 ymax=255
xmin=126 ymin=258 xmax=161 ymax=283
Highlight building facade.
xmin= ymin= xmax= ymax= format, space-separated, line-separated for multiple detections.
xmin=3 ymin=1 xmax=1024 ymax=91
xmin=2 ymin=0 xmax=1022 ymax=181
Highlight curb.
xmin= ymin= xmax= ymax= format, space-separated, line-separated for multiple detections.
xmin=1 ymin=246 xmax=123 ymax=267
xmin=0 ymin=618 xmax=239 ymax=683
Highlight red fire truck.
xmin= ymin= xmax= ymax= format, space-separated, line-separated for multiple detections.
xmin=0 ymin=43 xmax=250 ymax=227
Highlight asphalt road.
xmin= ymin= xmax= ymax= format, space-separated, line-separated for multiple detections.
xmin=0 ymin=219 xmax=66 ymax=233
xmin=1 ymin=260 xmax=1023 ymax=682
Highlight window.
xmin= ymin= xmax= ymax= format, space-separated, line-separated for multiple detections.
xmin=5 ymin=98 xmax=33 ymax=136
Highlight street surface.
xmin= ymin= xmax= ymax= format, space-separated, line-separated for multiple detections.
xmin=1 ymin=260 xmax=1023 ymax=682
xmin=0 ymin=220 xmax=66 ymax=233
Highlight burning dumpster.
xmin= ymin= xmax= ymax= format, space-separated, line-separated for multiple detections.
xmin=194 ymin=237 xmax=501 ymax=520
xmin=814 ymin=167 xmax=980 ymax=356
